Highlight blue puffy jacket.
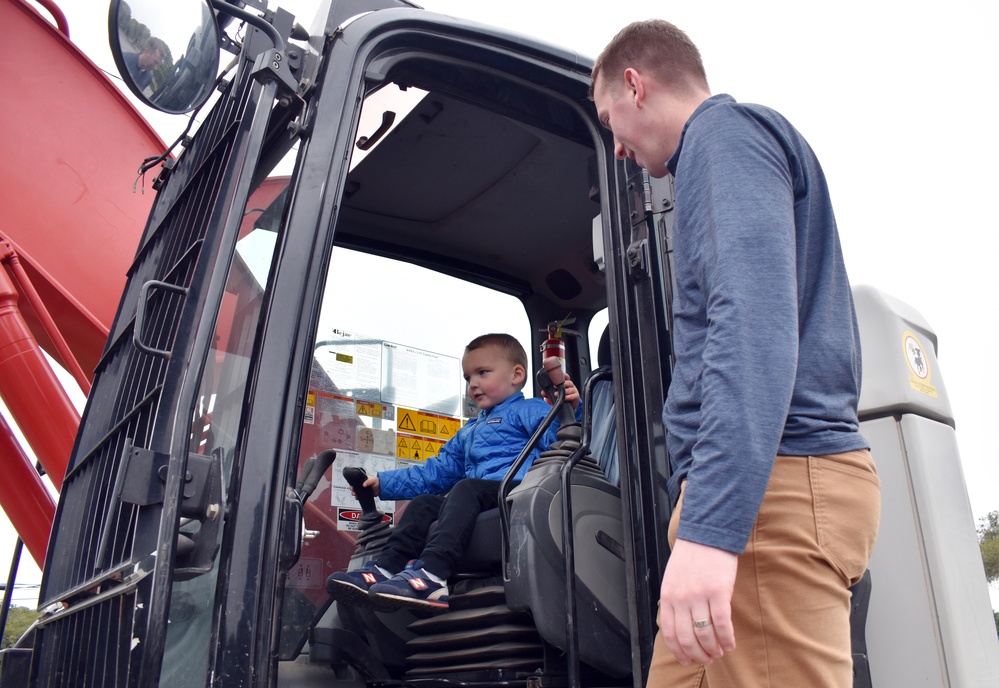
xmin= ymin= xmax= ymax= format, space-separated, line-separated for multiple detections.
xmin=379 ymin=392 xmax=568 ymax=501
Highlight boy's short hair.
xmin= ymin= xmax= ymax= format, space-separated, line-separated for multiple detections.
xmin=465 ymin=334 xmax=529 ymax=388
xmin=590 ymin=19 xmax=708 ymax=99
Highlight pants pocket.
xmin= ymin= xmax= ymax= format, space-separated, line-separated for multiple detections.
xmin=810 ymin=451 xmax=881 ymax=586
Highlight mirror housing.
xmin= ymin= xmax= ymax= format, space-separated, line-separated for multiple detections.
xmin=108 ymin=0 xmax=221 ymax=114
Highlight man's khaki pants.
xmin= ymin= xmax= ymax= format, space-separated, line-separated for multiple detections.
xmin=648 ymin=450 xmax=880 ymax=688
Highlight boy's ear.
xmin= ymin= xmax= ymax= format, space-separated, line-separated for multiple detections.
xmin=511 ymin=364 xmax=527 ymax=387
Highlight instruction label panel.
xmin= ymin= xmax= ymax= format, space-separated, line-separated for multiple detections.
xmin=381 ymin=341 xmax=461 ymax=416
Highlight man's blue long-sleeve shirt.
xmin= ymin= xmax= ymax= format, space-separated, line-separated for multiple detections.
xmin=664 ymin=94 xmax=868 ymax=554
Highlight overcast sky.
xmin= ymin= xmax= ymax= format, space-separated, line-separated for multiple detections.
xmin=9 ymin=0 xmax=997 ymax=611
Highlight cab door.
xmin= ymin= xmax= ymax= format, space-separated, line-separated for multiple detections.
xmin=223 ymin=9 xmax=678 ymax=686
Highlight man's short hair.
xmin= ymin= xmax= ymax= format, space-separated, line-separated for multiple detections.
xmin=590 ymin=19 xmax=708 ymax=99
xmin=465 ymin=333 xmax=529 ymax=372
xmin=144 ymin=36 xmax=168 ymax=58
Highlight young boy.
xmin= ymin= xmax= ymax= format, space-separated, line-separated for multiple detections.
xmin=326 ymin=333 xmax=578 ymax=610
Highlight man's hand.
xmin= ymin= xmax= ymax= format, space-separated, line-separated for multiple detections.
xmin=659 ymin=538 xmax=738 ymax=665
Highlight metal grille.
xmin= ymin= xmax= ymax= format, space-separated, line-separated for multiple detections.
xmin=31 ymin=578 xmax=141 ymax=687
xmin=32 ymin=67 xmax=255 ymax=687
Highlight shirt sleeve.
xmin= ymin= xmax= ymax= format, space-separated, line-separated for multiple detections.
xmin=378 ymin=422 xmax=470 ymax=500
xmin=675 ymin=106 xmax=800 ymax=553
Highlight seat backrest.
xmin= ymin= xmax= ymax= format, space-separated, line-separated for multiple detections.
xmin=588 ymin=371 xmax=618 ymax=487
xmin=589 ymin=326 xmax=619 ymax=485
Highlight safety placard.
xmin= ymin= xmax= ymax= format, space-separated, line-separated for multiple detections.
xmin=381 ymin=341 xmax=462 ymax=415
xmin=435 ymin=415 xmax=460 ymax=440
xmin=396 ymin=433 xmax=447 ymax=461
xmin=395 ymin=407 xmax=460 ymax=461
xmin=397 ymin=408 xmax=420 ymax=435
xmin=356 ymin=399 xmax=392 ymax=420
xmin=397 ymin=407 xmax=460 ymax=441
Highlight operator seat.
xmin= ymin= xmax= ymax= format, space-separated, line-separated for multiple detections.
xmin=501 ymin=328 xmax=629 ymax=678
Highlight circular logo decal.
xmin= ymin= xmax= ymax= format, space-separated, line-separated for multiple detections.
xmin=903 ymin=334 xmax=929 ymax=379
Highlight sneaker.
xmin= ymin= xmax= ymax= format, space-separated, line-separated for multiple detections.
xmin=325 ymin=561 xmax=389 ymax=608
xmin=368 ymin=559 xmax=449 ymax=610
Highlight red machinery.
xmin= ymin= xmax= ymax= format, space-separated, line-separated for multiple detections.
xmin=0 ymin=0 xmax=166 ymax=565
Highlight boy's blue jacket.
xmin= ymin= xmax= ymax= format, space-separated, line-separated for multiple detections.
xmin=378 ymin=392 xmax=570 ymax=501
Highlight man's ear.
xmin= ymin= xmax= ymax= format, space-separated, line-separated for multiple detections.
xmin=624 ymin=67 xmax=646 ymax=106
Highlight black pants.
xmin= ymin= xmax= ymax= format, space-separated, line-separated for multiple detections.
xmin=375 ymin=478 xmax=500 ymax=579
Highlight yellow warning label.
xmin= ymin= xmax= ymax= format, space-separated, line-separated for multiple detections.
xmin=396 ymin=435 xmax=412 ymax=460
xmin=437 ymin=416 xmax=460 ymax=439
xmin=411 ymin=437 xmax=426 ymax=462
xmin=306 ymin=391 xmax=316 ymax=407
xmin=397 ymin=408 xmax=419 ymax=433
xmin=396 ymin=408 xmax=460 ymax=457
xmin=417 ymin=411 xmax=439 ymax=437
xmin=397 ymin=433 xmax=430 ymax=462
xmin=355 ymin=400 xmax=383 ymax=418
xmin=423 ymin=437 xmax=445 ymax=459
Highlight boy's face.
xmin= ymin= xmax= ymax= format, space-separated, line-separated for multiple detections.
xmin=462 ymin=345 xmax=526 ymax=411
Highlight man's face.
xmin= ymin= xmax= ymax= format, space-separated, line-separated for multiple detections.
xmin=593 ymin=70 xmax=675 ymax=179
xmin=138 ymin=46 xmax=164 ymax=72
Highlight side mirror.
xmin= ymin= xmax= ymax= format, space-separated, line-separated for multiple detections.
xmin=108 ymin=0 xmax=221 ymax=114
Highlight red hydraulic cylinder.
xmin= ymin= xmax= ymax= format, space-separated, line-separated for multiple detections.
xmin=0 ymin=264 xmax=79 ymax=490
xmin=0 ymin=413 xmax=56 ymax=566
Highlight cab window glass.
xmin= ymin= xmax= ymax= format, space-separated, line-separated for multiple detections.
xmin=279 ymin=246 xmax=532 ymax=656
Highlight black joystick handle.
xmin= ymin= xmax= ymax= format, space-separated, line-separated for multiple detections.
xmin=298 ymin=450 xmax=337 ymax=500
xmin=542 ymin=356 xmax=577 ymax=426
xmin=537 ymin=366 xmax=557 ymax=402
xmin=343 ymin=466 xmax=378 ymax=515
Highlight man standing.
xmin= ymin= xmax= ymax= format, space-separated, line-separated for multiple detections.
xmin=591 ymin=20 xmax=880 ymax=688
xmin=123 ymin=37 xmax=166 ymax=92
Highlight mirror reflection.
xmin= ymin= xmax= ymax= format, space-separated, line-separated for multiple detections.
xmin=110 ymin=0 xmax=221 ymax=114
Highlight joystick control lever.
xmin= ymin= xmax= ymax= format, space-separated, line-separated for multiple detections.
xmin=541 ymin=356 xmax=577 ymax=426
xmin=343 ymin=466 xmax=380 ymax=520
xmin=295 ymin=449 xmax=337 ymax=503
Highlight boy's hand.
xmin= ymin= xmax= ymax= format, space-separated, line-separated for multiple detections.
xmin=350 ymin=475 xmax=380 ymax=499
xmin=542 ymin=373 xmax=580 ymax=411
xmin=563 ymin=375 xmax=580 ymax=411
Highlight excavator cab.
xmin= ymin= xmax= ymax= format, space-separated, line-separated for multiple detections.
xmin=19 ymin=1 xmax=672 ymax=686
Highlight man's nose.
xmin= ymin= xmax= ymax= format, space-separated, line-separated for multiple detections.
xmin=614 ymin=141 xmax=627 ymax=160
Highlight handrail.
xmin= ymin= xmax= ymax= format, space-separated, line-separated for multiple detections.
xmin=559 ymin=367 xmax=611 ymax=688
xmin=497 ymin=374 xmax=566 ymax=581
xmin=30 ymin=0 xmax=70 ymax=38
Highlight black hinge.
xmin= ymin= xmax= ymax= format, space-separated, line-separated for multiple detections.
xmin=97 ymin=441 xmax=224 ymax=578
xmin=117 ymin=445 xmax=220 ymax=520
xmin=626 ymin=239 xmax=650 ymax=282
xmin=627 ymin=169 xmax=654 ymax=226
